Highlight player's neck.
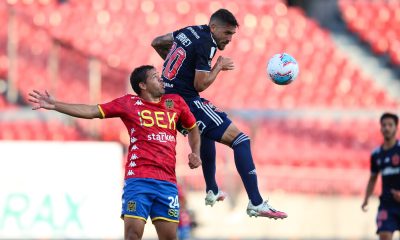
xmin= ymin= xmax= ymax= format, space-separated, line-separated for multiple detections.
xmin=383 ymin=138 xmax=397 ymax=150
xmin=140 ymin=92 xmax=161 ymax=103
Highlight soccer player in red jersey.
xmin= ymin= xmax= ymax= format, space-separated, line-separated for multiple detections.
xmin=28 ymin=65 xmax=202 ymax=240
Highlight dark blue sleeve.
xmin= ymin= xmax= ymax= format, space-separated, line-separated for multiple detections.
xmin=370 ymin=153 xmax=379 ymax=174
xmin=195 ymin=41 xmax=214 ymax=72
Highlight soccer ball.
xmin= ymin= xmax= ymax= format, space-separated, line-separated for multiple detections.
xmin=267 ymin=53 xmax=299 ymax=85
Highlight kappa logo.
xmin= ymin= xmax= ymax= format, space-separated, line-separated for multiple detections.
xmin=135 ymin=100 xmax=144 ymax=106
xmin=130 ymin=154 xmax=138 ymax=160
xmin=131 ymin=145 xmax=139 ymax=151
xmin=130 ymin=137 xmax=137 ymax=143
xmin=127 ymin=170 xmax=134 ymax=176
xmin=127 ymin=201 xmax=136 ymax=212
xmin=129 ymin=161 xmax=136 ymax=167
xmin=130 ymin=128 xmax=135 ymax=135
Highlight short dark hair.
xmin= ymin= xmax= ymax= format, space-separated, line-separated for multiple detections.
xmin=210 ymin=9 xmax=239 ymax=27
xmin=130 ymin=65 xmax=154 ymax=95
xmin=380 ymin=112 xmax=399 ymax=126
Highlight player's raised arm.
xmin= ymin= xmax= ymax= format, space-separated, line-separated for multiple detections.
xmin=151 ymin=33 xmax=174 ymax=60
xmin=187 ymin=125 xmax=201 ymax=169
xmin=194 ymin=56 xmax=235 ymax=92
xmin=28 ymin=90 xmax=102 ymax=119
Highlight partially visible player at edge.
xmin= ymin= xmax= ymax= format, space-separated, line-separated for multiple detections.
xmin=362 ymin=112 xmax=400 ymax=240
xmin=28 ymin=65 xmax=202 ymax=240
xmin=151 ymin=8 xmax=287 ymax=219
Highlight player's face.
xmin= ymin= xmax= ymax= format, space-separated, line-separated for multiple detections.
xmin=145 ymin=69 xmax=165 ymax=97
xmin=380 ymin=118 xmax=397 ymax=141
xmin=211 ymin=24 xmax=237 ymax=50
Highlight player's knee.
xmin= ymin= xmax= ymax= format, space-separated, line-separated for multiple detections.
xmin=379 ymin=232 xmax=393 ymax=240
xmin=125 ymin=231 xmax=142 ymax=240
xmin=124 ymin=225 xmax=143 ymax=240
xmin=157 ymin=229 xmax=177 ymax=240
xmin=159 ymin=233 xmax=177 ymax=240
xmin=230 ymin=132 xmax=251 ymax=148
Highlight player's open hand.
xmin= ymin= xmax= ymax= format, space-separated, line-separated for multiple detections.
xmin=188 ymin=153 xmax=201 ymax=169
xmin=216 ymin=56 xmax=235 ymax=71
xmin=391 ymin=189 xmax=400 ymax=202
xmin=28 ymin=90 xmax=56 ymax=110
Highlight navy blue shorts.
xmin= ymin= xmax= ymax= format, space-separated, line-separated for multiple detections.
xmin=376 ymin=204 xmax=400 ymax=233
xmin=186 ymin=97 xmax=231 ymax=141
xmin=121 ymin=178 xmax=180 ymax=223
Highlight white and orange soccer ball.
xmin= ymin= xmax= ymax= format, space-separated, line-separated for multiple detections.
xmin=267 ymin=53 xmax=299 ymax=85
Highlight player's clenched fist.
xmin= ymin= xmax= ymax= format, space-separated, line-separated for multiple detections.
xmin=188 ymin=153 xmax=201 ymax=169
xmin=216 ymin=56 xmax=235 ymax=71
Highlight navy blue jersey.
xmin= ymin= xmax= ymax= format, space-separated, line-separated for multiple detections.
xmin=371 ymin=140 xmax=400 ymax=205
xmin=162 ymin=25 xmax=217 ymax=101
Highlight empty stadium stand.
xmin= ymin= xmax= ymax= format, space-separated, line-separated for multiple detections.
xmin=340 ymin=0 xmax=400 ymax=65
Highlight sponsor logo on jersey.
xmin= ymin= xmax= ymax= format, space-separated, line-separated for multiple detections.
xmin=381 ymin=166 xmax=400 ymax=176
xmin=187 ymin=27 xmax=200 ymax=39
xmin=127 ymin=201 xmax=136 ymax=212
xmin=165 ymin=99 xmax=174 ymax=109
xmin=147 ymin=132 xmax=176 ymax=143
xmin=139 ymin=110 xmax=177 ymax=130
xmin=176 ymin=33 xmax=191 ymax=47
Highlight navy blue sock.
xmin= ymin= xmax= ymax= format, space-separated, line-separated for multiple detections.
xmin=200 ymin=136 xmax=219 ymax=194
xmin=231 ymin=133 xmax=263 ymax=206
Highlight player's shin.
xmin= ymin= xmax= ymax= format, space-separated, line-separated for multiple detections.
xmin=231 ymin=133 xmax=263 ymax=206
xmin=200 ymin=136 xmax=218 ymax=194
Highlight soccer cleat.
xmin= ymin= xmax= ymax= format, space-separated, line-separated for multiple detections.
xmin=205 ymin=190 xmax=227 ymax=207
xmin=246 ymin=200 xmax=288 ymax=219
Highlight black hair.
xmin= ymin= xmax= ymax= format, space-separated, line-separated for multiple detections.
xmin=210 ymin=9 xmax=239 ymax=27
xmin=130 ymin=65 xmax=155 ymax=95
xmin=380 ymin=112 xmax=399 ymax=126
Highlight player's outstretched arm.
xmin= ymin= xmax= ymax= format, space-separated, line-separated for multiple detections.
xmin=187 ymin=126 xmax=201 ymax=169
xmin=28 ymin=90 xmax=102 ymax=119
xmin=151 ymin=33 xmax=173 ymax=60
xmin=194 ymin=56 xmax=235 ymax=92
xmin=361 ymin=173 xmax=378 ymax=212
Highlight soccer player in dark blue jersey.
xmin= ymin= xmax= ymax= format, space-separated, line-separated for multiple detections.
xmin=152 ymin=9 xmax=287 ymax=219
xmin=362 ymin=113 xmax=400 ymax=240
